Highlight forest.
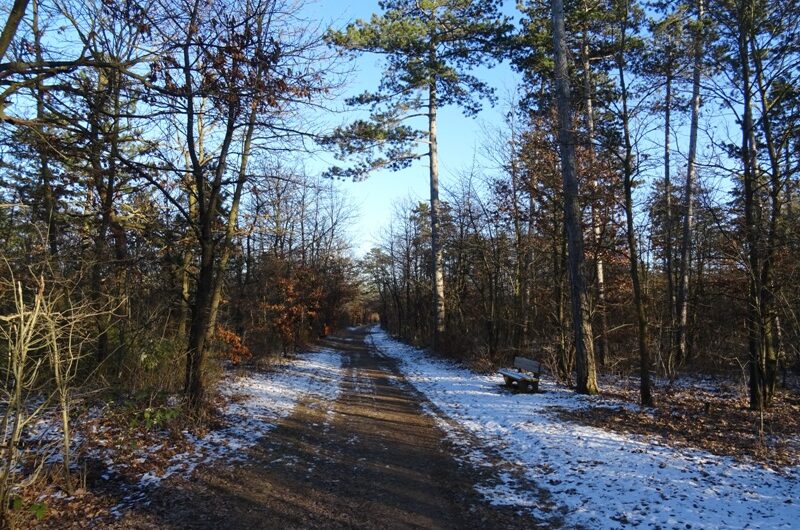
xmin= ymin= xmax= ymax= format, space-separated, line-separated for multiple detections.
xmin=0 ymin=0 xmax=798 ymax=528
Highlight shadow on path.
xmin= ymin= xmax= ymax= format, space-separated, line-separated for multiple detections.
xmin=122 ymin=328 xmax=553 ymax=529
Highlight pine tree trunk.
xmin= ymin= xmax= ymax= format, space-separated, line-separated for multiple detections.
xmin=676 ymin=0 xmax=704 ymax=366
xmin=581 ymin=25 xmax=609 ymax=366
xmin=628 ymin=222 xmax=652 ymax=405
xmin=88 ymin=75 xmax=111 ymax=363
xmin=617 ymin=11 xmax=654 ymax=407
xmin=748 ymin=7 xmax=782 ymax=409
xmin=510 ymin=126 xmax=526 ymax=348
xmin=736 ymin=0 xmax=767 ymax=411
xmin=663 ymin=57 xmax=676 ymax=372
xmin=429 ymin=78 xmax=446 ymax=352
xmin=753 ymin=35 xmax=783 ymax=406
xmin=551 ymin=0 xmax=598 ymax=394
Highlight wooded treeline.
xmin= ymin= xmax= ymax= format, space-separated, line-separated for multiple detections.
xmin=0 ymin=1 xmax=365 ymax=512
xmin=0 ymin=0 xmax=365 ymax=385
xmin=343 ymin=0 xmax=800 ymax=410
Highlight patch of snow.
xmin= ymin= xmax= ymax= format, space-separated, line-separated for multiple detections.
xmin=475 ymin=473 xmax=540 ymax=508
xmin=369 ymin=327 xmax=800 ymax=529
xmin=110 ymin=348 xmax=344 ymax=514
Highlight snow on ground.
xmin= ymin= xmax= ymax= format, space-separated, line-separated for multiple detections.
xmin=108 ymin=348 xmax=344 ymax=514
xmin=175 ymin=349 xmax=343 ymax=471
xmin=369 ymin=327 xmax=800 ymax=529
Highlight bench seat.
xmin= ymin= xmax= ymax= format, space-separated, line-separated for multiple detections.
xmin=499 ymin=356 xmax=542 ymax=393
xmin=498 ymin=368 xmax=538 ymax=382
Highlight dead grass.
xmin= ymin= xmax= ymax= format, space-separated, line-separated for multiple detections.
xmin=10 ymin=381 xmax=239 ymax=528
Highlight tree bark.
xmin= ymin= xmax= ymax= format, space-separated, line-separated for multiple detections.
xmin=88 ymin=71 xmax=112 ymax=363
xmin=178 ymin=250 xmax=190 ymax=339
xmin=509 ymin=118 xmax=526 ymax=348
xmin=429 ymin=75 xmax=446 ymax=352
xmin=736 ymin=0 xmax=767 ymax=411
xmin=0 ymin=0 xmax=30 ymax=63
xmin=204 ymin=104 xmax=258 ymax=346
xmin=186 ymin=236 xmax=214 ymax=406
xmin=551 ymin=0 xmax=598 ymax=394
xmin=663 ymin=51 xmax=676 ymax=372
xmin=676 ymin=0 xmax=704 ymax=366
xmin=617 ymin=15 xmax=654 ymax=406
xmin=32 ymin=0 xmax=57 ymax=256
xmin=184 ymin=102 xmax=237 ymax=406
xmin=751 ymin=34 xmax=783 ymax=407
xmin=581 ymin=21 xmax=609 ymax=366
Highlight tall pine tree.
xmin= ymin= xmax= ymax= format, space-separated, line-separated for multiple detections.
xmin=326 ymin=0 xmax=510 ymax=352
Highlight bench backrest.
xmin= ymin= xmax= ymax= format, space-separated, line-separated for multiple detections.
xmin=514 ymin=356 xmax=541 ymax=374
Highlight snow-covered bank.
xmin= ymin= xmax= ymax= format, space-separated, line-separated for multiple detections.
xmin=369 ymin=328 xmax=800 ymax=529
xmin=106 ymin=349 xmax=344 ymax=513
xmin=174 ymin=349 xmax=344 ymax=472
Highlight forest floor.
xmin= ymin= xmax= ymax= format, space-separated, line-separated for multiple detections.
xmin=22 ymin=327 xmax=800 ymax=529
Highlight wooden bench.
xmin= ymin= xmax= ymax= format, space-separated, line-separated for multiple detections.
xmin=499 ymin=357 xmax=542 ymax=393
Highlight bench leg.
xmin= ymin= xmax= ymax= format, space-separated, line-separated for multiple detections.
xmin=503 ymin=376 xmax=513 ymax=387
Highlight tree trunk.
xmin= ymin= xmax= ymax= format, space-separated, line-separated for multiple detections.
xmin=663 ymin=49 xmax=676 ymax=372
xmin=582 ymin=6 xmax=609 ymax=368
xmin=186 ymin=236 xmax=214 ymax=407
xmin=177 ymin=164 xmax=198 ymax=341
xmin=88 ymin=73 xmax=111 ymax=363
xmin=736 ymin=0 xmax=766 ymax=411
xmin=429 ymin=76 xmax=446 ymax=352
xmin=204 ymin=105 xmax=258 ymax=346
xmin=676 ymin=0 xmax=704 ymax=366
xmin=617 ymin=22 xmax=654 ymax=406
xmin=510 ymin=121 xmax=526 ymax=348
xmin=551 ymin=0 xmax=598 ymax=395
xmin=180 ymin=7 xmax=239 ymax=406
xmin=553 ymin=228 xmax=570 ymax=380
xmin=32 ymin=0 xmax=57 ymax=256
xmin=524 ymin=178 xmax=536 ymax=344
xmin=0 ymin=0 xmax=30 ymax=63
xmin=749 ymin=10 xmax=781 ymax=409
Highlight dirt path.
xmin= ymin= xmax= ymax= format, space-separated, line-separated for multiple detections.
xmin=123 ymin=328 xmax=548 ymax=529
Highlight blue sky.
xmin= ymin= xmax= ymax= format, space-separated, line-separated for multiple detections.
xmin=297 ymin=0 xmax=730 ymax=259
xmin=300 ymin=0 xmax=521 ymax=256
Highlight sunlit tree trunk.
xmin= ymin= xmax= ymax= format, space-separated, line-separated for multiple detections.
xmin=551 ymin=0 xmax=598 ymax=394
xmin=676 ymin=0 xmax=704 ymax=366
xmin=581 ymin=21 xmax=609 ymax=367
xmin=429 ymin=75 xmax=446 ymax=352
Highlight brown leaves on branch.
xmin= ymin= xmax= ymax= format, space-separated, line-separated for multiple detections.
xmin=262 ymin=270 xmax=322 ymax=350
xmin=215 ymin=324 xmax=253 ymax=365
